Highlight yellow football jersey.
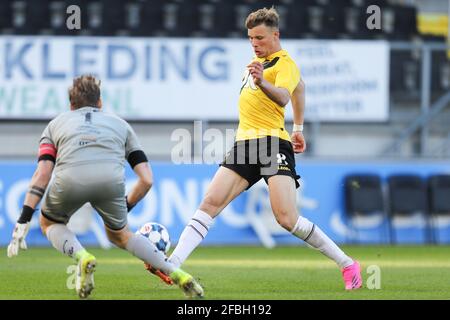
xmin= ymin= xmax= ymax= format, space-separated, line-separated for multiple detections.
xmin=236 ymin=49 xmax=300 ymax=142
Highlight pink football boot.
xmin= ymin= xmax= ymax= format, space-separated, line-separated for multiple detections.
xmin=341 ymin=260 xmax=362 ymax=290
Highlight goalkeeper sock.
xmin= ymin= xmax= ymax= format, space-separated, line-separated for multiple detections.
xmin=169 ymin=209 xmax=213 ymax=268
xmin=45 ymin=224 xmax=84 ymax=260
xmin=126 ymin=233 xmax=176 ymax=275
xmin=291 ymin=217 xmax=353 ymax=269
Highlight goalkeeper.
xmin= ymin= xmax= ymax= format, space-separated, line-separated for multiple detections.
xmin=6 ymin=75 xmax=203 ymax=299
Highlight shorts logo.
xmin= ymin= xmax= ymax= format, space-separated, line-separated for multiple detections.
xmin=277 ymin=153 xmax=288 ymax=166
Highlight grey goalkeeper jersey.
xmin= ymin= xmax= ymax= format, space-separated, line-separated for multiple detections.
xmin=40 ymin=106 xmax=142 ymax=171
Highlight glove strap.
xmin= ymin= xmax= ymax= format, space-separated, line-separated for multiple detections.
xmin=17 ymin=205 xmax=35 ymax=223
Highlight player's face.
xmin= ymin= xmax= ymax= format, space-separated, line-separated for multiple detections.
xmin=248 ymin=24 xmax=279 ymax=58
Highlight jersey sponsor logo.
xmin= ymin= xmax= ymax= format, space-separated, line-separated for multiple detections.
xmin=278 ymin=165 xmax=291 ymax=172
xmin=78 ymin=135 xmax=97 ymax=146
xmin=240 ymin=69 xmax=257 ymax=92
xmin=239 ymin=57 xmax=280 ymax=93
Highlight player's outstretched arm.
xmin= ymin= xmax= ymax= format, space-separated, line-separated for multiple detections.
xmin=7 ymin=160 xmax=54 ymax=257
xmin=291 ymin=79 xmax=306 ymax=153
xmin=126 ymin=162 xmax=153 ymax=211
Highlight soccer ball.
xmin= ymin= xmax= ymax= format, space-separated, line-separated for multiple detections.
xmin=136 ymin=222 xmax=171 ymax=254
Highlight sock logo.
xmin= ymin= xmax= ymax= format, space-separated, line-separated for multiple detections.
xmin=62 ymin=240 xmax=74 ymax=257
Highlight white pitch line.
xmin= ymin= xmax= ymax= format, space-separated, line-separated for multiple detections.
xmin=97 ymin=259 xmax=450 ymax=268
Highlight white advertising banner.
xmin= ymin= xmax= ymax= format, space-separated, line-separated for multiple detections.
xmin=0 ymin=36 xmax=389 ymax=121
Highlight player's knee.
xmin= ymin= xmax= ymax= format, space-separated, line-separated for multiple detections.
xmin=39 ymin=214 xmax=53 ymax=236
xmin=276 ymin=216 xmax=294 ymax=231
xmin=199 ymin=194 xmax=222 ymax=215
xmin=273 ymin=209 xmax=297 ymax=231
xmin=107 ymin=229 xmax=130 ymax=249
xmin=39 ymin=218 xmax=47 ymax=235
xmin=109 ymin=236 xmax=127 ymax=249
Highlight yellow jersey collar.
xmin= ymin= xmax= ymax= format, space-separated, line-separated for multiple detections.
xmin=257 ymin=49 xmax=286 ymax=62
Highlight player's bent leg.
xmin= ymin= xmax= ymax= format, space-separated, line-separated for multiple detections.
xmin=76 ymin=251 xmax=97 ymax=299
xmin=199 ymin=166 xmax=250 ymax=217
xmin=267 ymin=175 xmax=299 ymax=231
xmin=40 ymin=213 xmax=92 ymax=263
xmin=40 ymin=213 xmax=97 ymax=298
xmin=105 ymin=224 xmax=204 ymax=297
xmin=144 ymin=263 xmax=173 ymax=285
xmin=169 ymin=167 xmax=249 ymax=268
xmin=104 ymin=223 xmax=132 ymax=249
xmin=106 ymin=225 xmax=173 ymax=283
xmin=267 ymin=176 xmax=362 ymax=290
xmin=170 ymin=269 xmax=204 ymax=299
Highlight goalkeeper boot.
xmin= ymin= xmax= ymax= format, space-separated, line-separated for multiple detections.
xmin=341 ymin=260 xmax=362 ymax=290
xmin=144 ymin=263 xmax=174 ymax=285
xmin=75 ymin=250 xmax=97 ymax=299
xmin=170 ymin=268 xmax=204 ymax=299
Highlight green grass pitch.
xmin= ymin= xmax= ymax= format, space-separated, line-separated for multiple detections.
xmin=1 ymin=245 xmax=449 ymax=300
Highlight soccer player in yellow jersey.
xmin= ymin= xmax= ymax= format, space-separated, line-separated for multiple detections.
xmin=165 ymin=7 xmax=362 ymax=291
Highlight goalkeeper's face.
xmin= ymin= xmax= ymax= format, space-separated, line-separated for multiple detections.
xmin=247 ymin=24 xmax=280 ymax=58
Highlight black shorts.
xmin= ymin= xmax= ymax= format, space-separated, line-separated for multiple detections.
xmin=220 ymin=136 xmax=300 ymax=189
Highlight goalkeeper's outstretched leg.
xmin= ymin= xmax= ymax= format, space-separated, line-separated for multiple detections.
xmin=105 ymin=224 xmax=204 ymax=298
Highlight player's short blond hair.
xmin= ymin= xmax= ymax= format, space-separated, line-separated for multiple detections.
xmin=245 ymin=7 xmax=279 ymax=30
xmin=69 ymin=75 xmax=101 ymax=110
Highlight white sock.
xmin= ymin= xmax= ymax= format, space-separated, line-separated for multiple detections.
xmin=46 ymin=224 xmax=84 ymax=259
xmin=169 ymin=209 xmax=214 ymax=268
xmin=126 ymin=233 xmax=176 ymax=275
xmin=291 ymin=216 xmax=353 ymax=269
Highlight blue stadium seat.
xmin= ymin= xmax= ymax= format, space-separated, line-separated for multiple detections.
xmin=0 ymin=0 xmax=429 ymax=41
xmin=205 ymin=1 xmax=239 ymax=37
xmin=428 ymin=174 xmax=450 ymax=243
xmin=344 ymin=174 xmax=388 ymax=243
xmin=128 ymin=0 xmax=165 ymax=37
xmin=391 ymin=4 xmax=418 ymax=40
xmin=99 ymin=0 xmax=128 ymax=36
xmin=320 ymin=4 xmax=347 ymax=38
xmin=168 ymin=0 xmax=203 ymax=37
xmin=387 ymin=174 xmax=432 ymax=244
xmin=390 ymin=51 xmax=421 ymax=99
xmin=0 ymin=0 xmax=13 ymax=32
xmin=431 ymin=51 xmax=450 ymax=95
xmin=283 ymin=1 xmax=314 ymax=38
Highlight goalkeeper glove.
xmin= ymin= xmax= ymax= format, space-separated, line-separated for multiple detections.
xmin=7 ymin=222 xmax=30 ymax=258
xmin=7 ymin=205 xmax=35 ymax=258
